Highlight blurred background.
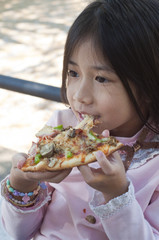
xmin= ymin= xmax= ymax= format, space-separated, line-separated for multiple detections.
xmin=0 ymin=0 xmax=88 ymax=238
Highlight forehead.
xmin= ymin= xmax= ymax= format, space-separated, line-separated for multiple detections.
xmin=69 ymin=39 xmax=114 ymax=73
xmin=70 ymin=39 xmax=109 ymax=65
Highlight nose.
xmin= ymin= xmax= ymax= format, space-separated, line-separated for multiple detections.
xmin=73 ymin=80 xmax=93 ymax=105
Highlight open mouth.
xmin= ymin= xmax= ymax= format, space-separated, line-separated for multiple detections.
xmin=78 ymin=113 xmax=86 ymax=121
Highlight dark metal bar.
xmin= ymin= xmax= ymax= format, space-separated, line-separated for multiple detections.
xmin=0 ymin=75 xmax=62 ymax=102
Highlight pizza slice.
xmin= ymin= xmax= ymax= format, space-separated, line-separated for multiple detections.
xmin=21 ymin=115 xmax=123 ymax=172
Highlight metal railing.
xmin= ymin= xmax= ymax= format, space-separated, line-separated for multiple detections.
xmin=0 ymin=75 xmax=62 ymax=102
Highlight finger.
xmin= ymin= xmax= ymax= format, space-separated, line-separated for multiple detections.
xmin=17 ymin=158 xmax=27 ymax=169
xmin=112 ymin=151 xmax=121 ymax=161
xmin=78 ymin=165 xmax=94 ymax=182
xmin=102 ymin=129 xmax=110 ymax=137
xmin=112 ymin=151 xmax=125 ymax=170
xmin=94 ymin=151 xmax=113 ymax=175
xmin=24 ymin=169 xmax=71 ymax=182
xmin=23 ymin=170 xmax=63 ymax=181
xmin=44 ymin=169 xmax=72 ymax=183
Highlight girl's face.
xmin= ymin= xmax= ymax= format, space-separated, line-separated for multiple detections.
xmin=66 ymin=39 xmax=146 ymax=137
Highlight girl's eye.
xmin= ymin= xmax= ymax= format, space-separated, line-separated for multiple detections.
xmin=68 ymin=70 xmax=79 ymax=78
xmin=95 ymin=76 xmax=109 ymax=83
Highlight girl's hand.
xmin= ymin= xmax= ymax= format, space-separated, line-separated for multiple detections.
xmin=78 ymin=150 xmax=128 ymax=203
xmin=10 ymin=153 xmax=72 ymax=192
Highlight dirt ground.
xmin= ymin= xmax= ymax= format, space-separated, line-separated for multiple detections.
xmin=0 ymin=0 xmax=88 ymax=181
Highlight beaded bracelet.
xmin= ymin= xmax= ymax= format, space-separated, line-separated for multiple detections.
xmin=6 ymin=179 xmax=47 ymax=207
xmin=8 ymin=194 xmax=38 ymax=207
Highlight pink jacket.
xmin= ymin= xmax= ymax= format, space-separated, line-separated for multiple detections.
xmin=1 ymin=109 xmax=159 ymax=240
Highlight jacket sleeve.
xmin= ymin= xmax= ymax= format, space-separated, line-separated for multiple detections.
xmin=89 ymin=180 xmax=159 ymax=240
xmin=0 ymin=110 xmax=66 ymax=240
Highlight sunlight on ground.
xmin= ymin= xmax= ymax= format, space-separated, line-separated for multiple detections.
xmin=0 ymin=0 xmax=88 ymax=153
xmin=0 ymin=0 xmax=87 ymax=86
xmin=0 ymin=1 xmax=90 ymax=237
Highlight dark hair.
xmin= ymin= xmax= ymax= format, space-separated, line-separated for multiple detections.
xmin=61 ymin=0 xmax=159 ymax=133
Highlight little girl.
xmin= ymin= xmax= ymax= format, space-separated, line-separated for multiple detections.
xmin=1 ymin=0 xmax=159 ymax=239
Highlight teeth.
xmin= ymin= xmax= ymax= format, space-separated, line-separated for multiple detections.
xmin=79 ymin=113 xmax=99 ymax=120
xmin=81 ymin=114 xmax=86 ymax=118
xmin=81 ymin=114 xmax=95 ymax=118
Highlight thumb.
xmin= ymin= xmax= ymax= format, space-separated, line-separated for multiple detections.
xmin=12 ymin=153 xmax=28 ymax=169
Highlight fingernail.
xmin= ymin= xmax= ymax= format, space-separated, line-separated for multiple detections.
xmin=102 ymin=130 xmax=109 ymax=137
xmin=17 ymin=159 xmax=26 ymax=169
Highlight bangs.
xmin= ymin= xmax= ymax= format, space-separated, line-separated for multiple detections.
xmin=61 ymin=0 xmax=159 ymax=132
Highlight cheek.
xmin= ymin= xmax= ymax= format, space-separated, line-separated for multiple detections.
xmin=66 ymin=87 xmax=71 ymax=103
xmin=97 ymin=89 xmax=133 ymax=116
xmin=66 ymin=84 xmax=74 ymax=103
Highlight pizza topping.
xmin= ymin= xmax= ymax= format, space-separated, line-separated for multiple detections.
xmin=53 ymin=124 xmax=63 ymax=130
xmin=88 ymin=131 xmax=100 ymax=141
xmin=104 ymin=137 xmax=118 ymax=146
xmin=85 ymin=145 xmax=98 ymax=153
xmin=88 ymin=131 xmax=106 ymax=144
xmin=34 ymin=154 xmax=42 ymax=164
xmin=39 ymin=142 xmax=55 ymax=157
xmin=100 ymin=137 xmax=109 ymax=142
xmin=28 ymin=142 xmax=37 ymax=156
xmin=87 ymin=131 xmax=118 ymax=147
xmin=66 ymin=150 xmax=73 ymax=158
xmin=48 ymin=157 xmax=58 ymax=168
xmin=36 ymin=125 xmax=60 ymax=137
xmin=67 ymin=128 xmax=76 ymax=138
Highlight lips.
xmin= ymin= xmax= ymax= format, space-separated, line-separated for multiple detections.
xmin=78 ymin=112 xmax=86 ymax=120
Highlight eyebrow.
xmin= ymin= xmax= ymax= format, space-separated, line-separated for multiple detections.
xmin=68 ymin=60 xmax=115 ymax=73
